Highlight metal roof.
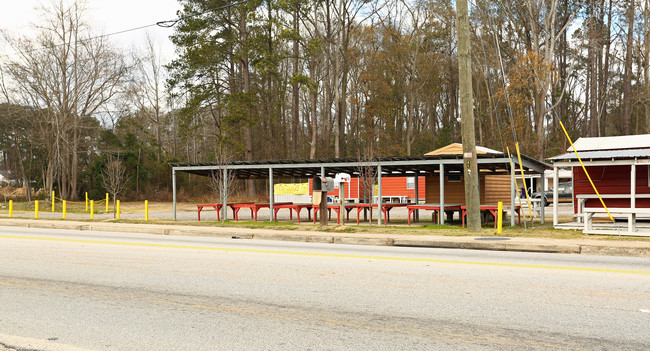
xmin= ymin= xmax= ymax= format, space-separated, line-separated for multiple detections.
xmin=568 ymin=134 xmax=650 ymax=152
xmin=424 ymin=143 xmax=502 ymax=155
xmin=549 ymin=148 xmax=650 ymax=162
xmin=170 ymin=153 xmax=549 ymax=180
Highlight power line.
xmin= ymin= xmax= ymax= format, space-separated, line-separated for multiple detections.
xmin=1 ymin=0 xmax=253 ymax=59
xmin=156 ymin=0 xmax=252 ymax=28
xmin=1 ymin=23 xmax=158 ymax=59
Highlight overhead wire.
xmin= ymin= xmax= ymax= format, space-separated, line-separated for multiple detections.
xmin=156 ymin=0 xmax=252 ymax=28
xmin=0 ymin=23 xmax=158 ymax=59
xmin=0 ymin=0 xmax=252 ymax=59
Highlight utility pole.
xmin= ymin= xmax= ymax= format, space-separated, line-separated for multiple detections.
xmin=456 ymin=0 xmax=481 ymax=232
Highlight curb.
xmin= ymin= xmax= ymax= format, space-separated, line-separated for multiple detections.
xmin=1 ymin=219 xmax=650 ymax=257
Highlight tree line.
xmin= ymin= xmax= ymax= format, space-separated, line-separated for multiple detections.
xmin=0 ymin=0 xmax=648 ymax=201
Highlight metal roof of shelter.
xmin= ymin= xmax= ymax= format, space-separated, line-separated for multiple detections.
xmin=170 ymin=153 xmax=549 ymax=180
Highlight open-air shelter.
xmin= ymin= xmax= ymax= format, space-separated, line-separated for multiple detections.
xmin=548 ymin=134 xmax=650 ymax=236
xmin=170 ymin=151 xmax=548 ymax=225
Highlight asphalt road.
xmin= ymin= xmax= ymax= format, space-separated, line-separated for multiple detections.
xmin=1 ymin=226 xmax=649 ymax=350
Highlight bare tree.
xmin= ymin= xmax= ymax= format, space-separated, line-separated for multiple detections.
xmin=207 ymin=144 xmax=238 ymax=222
xmin=355 ymin=149 xmax=378 ymax=225
xmin=132 ymin=34 xmax=167 ymax=163
xmin=3 ymin=0 xmax=129 ymax=200
xmin=101 ymin=155 xmax=129 ymax=217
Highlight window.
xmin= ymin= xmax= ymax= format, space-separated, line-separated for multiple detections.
xmin=448 ymin=174 xmax=462 ymax=182
xmin=406 ymin=177 xmax=415 ymax=190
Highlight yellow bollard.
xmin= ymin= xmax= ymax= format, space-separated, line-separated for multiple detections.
xmin=145 ymin=200 xmax=149 ymax=221
xmin=105 ymin=193 xmax=109 ymax=213
xmin=35 ymin=200 xmax=39 ymax=219
xmin=497 ymin=201 xmax=503 ymax=234
xmin=51 ymin=191 xmax=55 ymax=212
xmin=90 ymin=200 xmax=94 ymax=220
xmin=116 ymin=200 xmax=120 ymax=220
xmin=62 ymin=201 xmax=67 ymax=219
xmin=9 ymin=200 xmax=13 ymax=218
xmin=85 ymin=192 xmax=88 ymax=212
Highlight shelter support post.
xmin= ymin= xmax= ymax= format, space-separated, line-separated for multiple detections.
xmin=378 ymin=164 xmax=382 ymax=225
xmin=539 ymin=172 xmax=540 ymax=224
xmin=414 ymin=174 xmax=419 ymax=221
xmin=440 ymin=164 xmax=445 ymax=224
xmin=631 ymin=163 xmax=636 ymax=209
xmin=510 ymin=174 xmax=515 ymax=227
xmin=553 ymin=166 xmax=559 ymax=227
xmin=172 ymin=169 xmax=177 ymax=221
xmin=320 ymin=167 xmax=327 ymax=226
xmin=223 ymin=167 xmax=228 ymax=221
xmin=269 ymin=168 xmax=274 ymax=222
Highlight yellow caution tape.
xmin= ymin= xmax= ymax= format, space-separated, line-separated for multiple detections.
xmin=559 ymin=120 xmax=613 ymax=222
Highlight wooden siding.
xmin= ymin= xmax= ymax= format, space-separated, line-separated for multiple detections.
xmin=484 ymin=175 xmax=513 ymax=204
xmin=573 ymin=165 xmax=650 ymax=211
xmin=425 ymin=174 xmax=512 ymax=205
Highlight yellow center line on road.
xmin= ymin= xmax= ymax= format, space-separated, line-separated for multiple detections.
xmin=2 ymin=234 xmax=649 ymax=275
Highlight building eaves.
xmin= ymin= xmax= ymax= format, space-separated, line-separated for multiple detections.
xmin=549 ymin=148 xmax=650 ymax=162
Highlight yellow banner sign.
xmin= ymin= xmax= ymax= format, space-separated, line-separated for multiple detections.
xmin=274 ymin=183 xmax=309 ymax=195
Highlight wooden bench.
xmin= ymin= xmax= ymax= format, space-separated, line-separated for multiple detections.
xmin=406 ymin=204 xmax=462 ymax=226
xmin=355 ymin=203 xmax=408 ymax=225
xmin=272 ymin=203 xmax=314 ymax=223
xmin=461 ymin=205 xmax=521 ymax=228
xmin=576 ymin=194 xmax=650 ymax=222
xmin=231 ymin=202 xmax=293 ymax=221
xmin=583 ymin=207 xmax=650 ymax=236
xmin=197 ymin=204 xmax=222 ymax=221
xmin=197 ymin=202 xmax=254 ymax=221
xmin=312 ymin=204 xmax=357 ymax=224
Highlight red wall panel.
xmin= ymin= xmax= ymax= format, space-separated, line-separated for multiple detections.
xmin=308 ymin=176 xmax=425 ymax=200
xmin=573 ymin=164 xmax=650 ymax=211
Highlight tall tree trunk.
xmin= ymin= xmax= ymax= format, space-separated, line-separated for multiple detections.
xmin=622 ymin=0 xmax=635 ymax=135
xmin=338 ymin=66 xmax=348 ymax=158
xmin=70 ymin=126 xmax=79 ymax=201
xmin=598 ymin=0 xmax=613 ymax=137
xmin=645 ymin=0 xmax=650 ymax=133
xmin=588 ymin=0 xmax=600 ymax=136
xmin=239 ymin=7 xmax=256 ymax=197
xmin=291 ymin=4 xmax=300 ymax=159
xmin=309 ymin=51 xmax=319 ymax=159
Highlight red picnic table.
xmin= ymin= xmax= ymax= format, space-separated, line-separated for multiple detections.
xmin=197 ymin=202 xmax=254 ymax=221
xmin=355 ymin=203 xmax=408 ymax=225
xmin=231 ymin=202 xmax=293 ymax=221
xmin=272 ymin=203 xmax=314 ymax=223
xmin=461 ymin=205 xmax=521 ymax=228
xmin=312 ymin=204 xmax=358 ymax=224
xmin=406 ymin=203 xmax=463 ymax=226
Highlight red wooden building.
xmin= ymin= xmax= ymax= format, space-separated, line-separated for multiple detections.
xmin=308 ymin=176 xmax=426 ymax=203
xmin=549 ymin=134 xmax=650 ymax=235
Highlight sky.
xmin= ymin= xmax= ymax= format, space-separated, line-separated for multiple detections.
xmin=0 ymin=0 xmax=182 ymax=63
